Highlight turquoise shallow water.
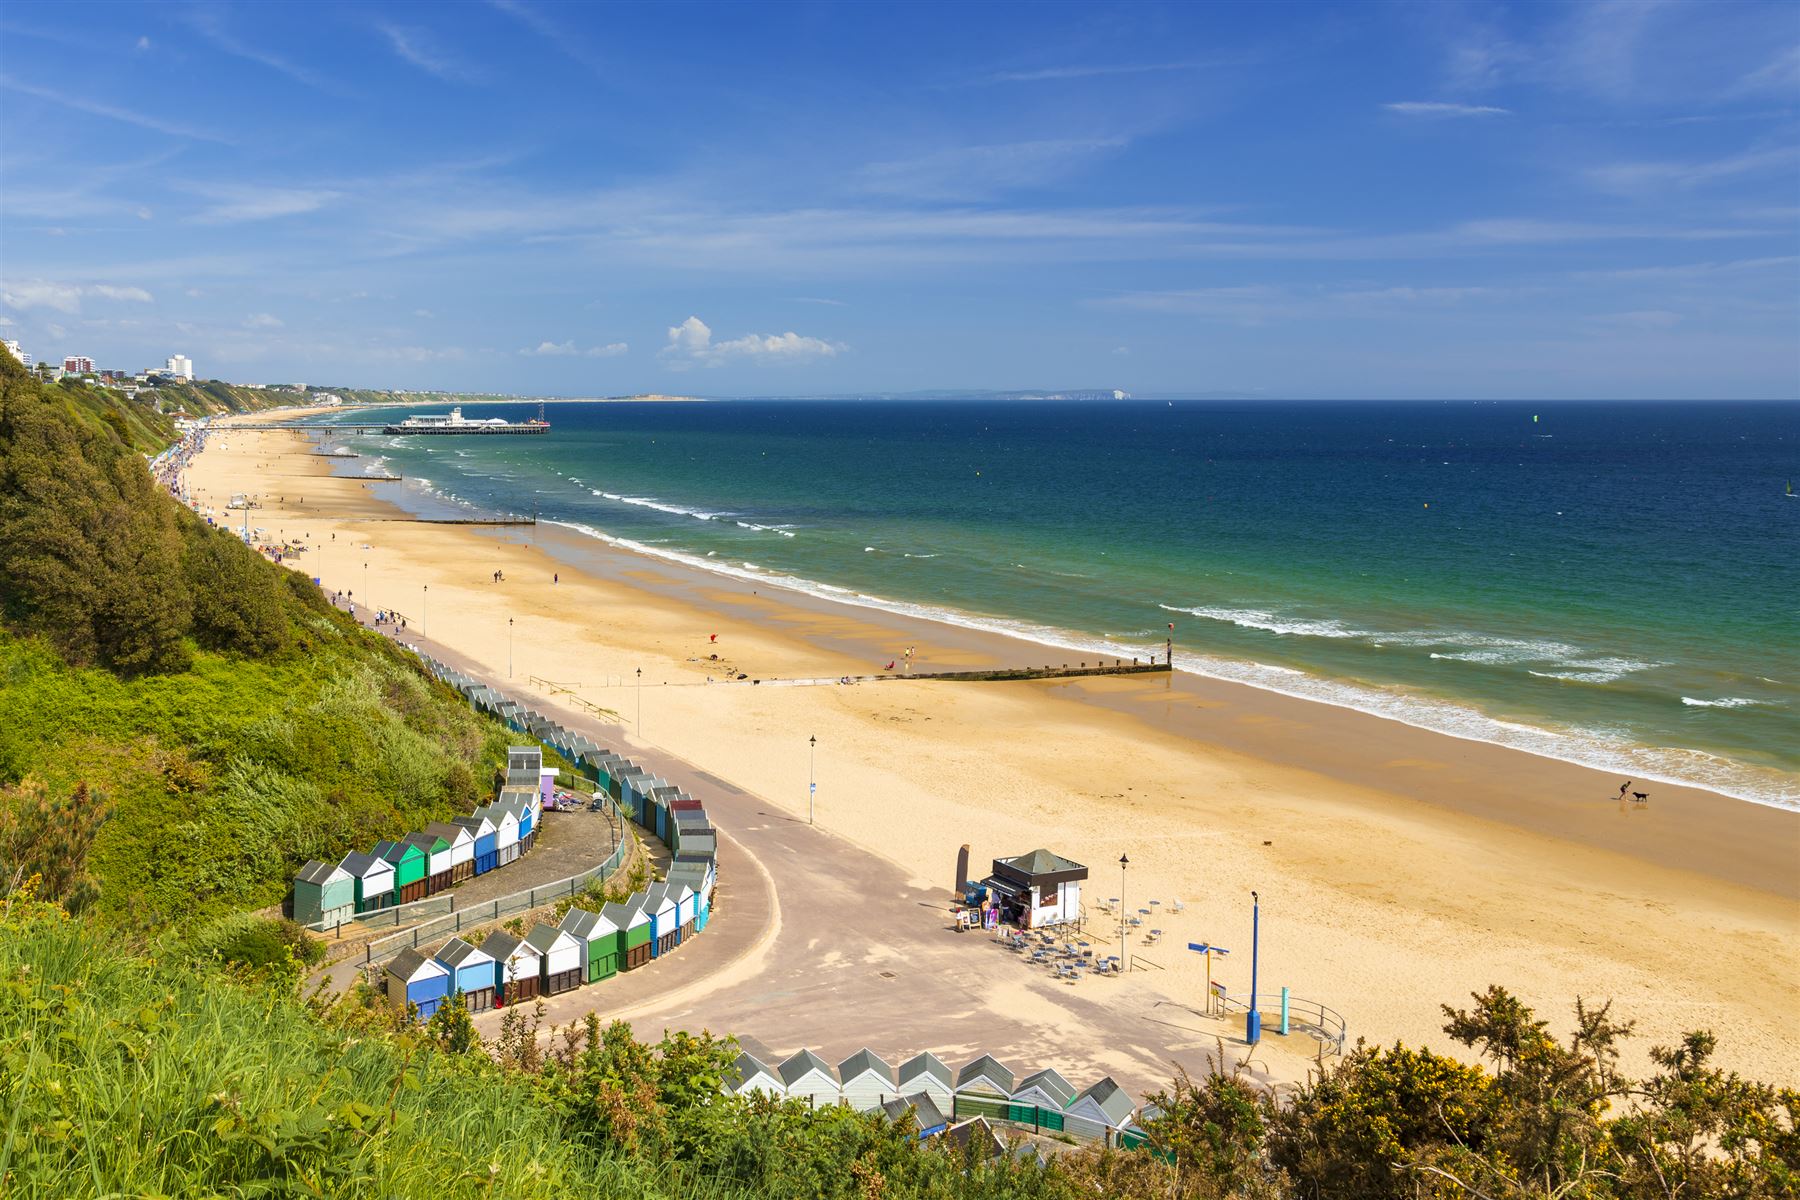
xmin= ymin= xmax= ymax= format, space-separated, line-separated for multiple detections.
xmin=323 ymin=399 xmax=1800 ymax=808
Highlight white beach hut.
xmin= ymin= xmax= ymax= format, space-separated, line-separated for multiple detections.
xmin=778 ymin=1049 xmax=841 ymax=1109
xmin=525 ymin=923 xmax=584 ymax=995
xmin=726 ymin=1051 xmax=785 ymax=1100
xmin=1063 ymin=1077 xmax=1136 ymax=1142
xmin=897 ymin=1052 xmax=954 ymax=1116
xmin=837 ymin=1049 xmax=898 ymax=1111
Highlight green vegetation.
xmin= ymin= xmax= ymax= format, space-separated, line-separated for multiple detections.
xmin=0 ymin=352 xmax=512 ymax=927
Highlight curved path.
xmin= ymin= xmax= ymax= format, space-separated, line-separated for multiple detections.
xmin=402 ymin=634 xmax=1310 ymax=1097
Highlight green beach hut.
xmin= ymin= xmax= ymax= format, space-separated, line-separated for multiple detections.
xmin=293 ymin=860 xmax=354 ymax=928
xmin=605 ymin=896 xmax=653 ymax=970
xmin=374 ymin=837 xmax=429 ymax=904
xmin=559 ymin=907 xmax=621 ymax=982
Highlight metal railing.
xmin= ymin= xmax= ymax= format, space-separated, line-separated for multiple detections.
xmin=1213 ymin=990 xmax=1347 ymax=1056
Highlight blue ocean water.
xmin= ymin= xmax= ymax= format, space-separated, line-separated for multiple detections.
xmin=325 ymin=399 xmax=1800 ymax=808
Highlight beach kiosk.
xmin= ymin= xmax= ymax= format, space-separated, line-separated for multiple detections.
xmin=525 ymin=924 xmax=584 ymax=996
xmin=293 ymin=860 xmax=354 ymax=929
xmin=559 ymin=907 xmax=621 ymax=982
xmin=383 ymin=948 xmax=451 ymax=1021
xmin=483 ymin=932 xmax=542 ymax=1004
xmin=479 ymin=803 xmax=521 ymax=867
xmin=1062 ymin=1077 xmax=1136 ymax=1144
xmin=423 ymin=821 xmax=476 ymax=883
xmin=454 ymin=813 xmax=498 ymax=876
xmin=642 ymin=882 xmax=680 ymax=958
xmin=838 ymin=1049 xmax=899 ymax=1112
xmin=338 ymin=850 xmax=396 ymax=915
xmin=898 ymin=1052 xmax=955 ymax=1117
xmin=882 ymin=1094 xmax=948 ymax=1139
xmin=726 ymin=1051 xmax=785 ymax=1100
xmin=954 ymin=1055 xmax=1016 ymax=1120
xmin=1010 ymin=1069 xmax=1076 ymax=1131
xmin=433 ymin=937 xmax=498 ymax=1013
xmin=778 ymin=1049 xmax=841 ymax=1109
xmin=375 ymin=838 xmax=428 ymax=904
xmin=604 ymin=897 xmax=653 ymax=970
xmin=984 ymin=849 xmax=1087 ymax=930
xmin=405 ymin=831 xmax=454 ymax=894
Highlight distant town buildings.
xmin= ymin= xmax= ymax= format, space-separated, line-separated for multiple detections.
xmin=64 ymin=355 xmax=96 ymax=374
xmin=3 ymin=339 xmax=31 ymax=368
xmin=164 ymin=354 xmax=194 ymax=381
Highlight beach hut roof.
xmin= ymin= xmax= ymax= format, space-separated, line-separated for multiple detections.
xmin=387 ymin=948 xmax=449 ymax=985
xmin=374 ymin=839 xmax=423 ymax=864
xmin=956 ymin=1054 xmax=1016 ymax=1094
xmin=296 ymin=860 xmax=349 ymax=886
xmin=778 ymin=1049 xmax=837 ymax=1088
xmin=726 ymin=1051 xmax=777 ymax=1090
xmin=941 ymin=1117 xmax=1006 ymax=1160
xmin=435 ymin=937 xmax=495 ymax=969
xmin=992 ymin=848 xmax=1087 ymax=884
xmin=898 ymin=1051 xmax=952 ymax=1088
xmin=452 ymin=814 xmax=495 ymax=837
xmin=423 ymin=821 xmax=472 ymax=845
xmin=1015 ymin=1068 xmax=1077 ymax=1109
xmin=881 ymin=1093 xmax=947 ymax=1131
xmin=523 ymin=924 xmax=578 ymax=955
xmin=1069 ymin=1077 xmax=1135 ymax=1126
xmin=838 ymin=1049 xmax=895 ymax=1085
xmin=665 ymin=864 xmax=707 ymax=889
xmin=481 ymin=932 xmax=527 ymax=962
xmin=601 ymin=898 xmax=650 ymax=929
xmin=337 ymin=850 xmax=390 ymax=878
xmin=559 ymin=908 xmax=618 ymax=938
xmin=404 ymin=831 xmax=450 ymax=853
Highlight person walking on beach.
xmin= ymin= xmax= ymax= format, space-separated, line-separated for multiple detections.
xmin=1619 ymin=779 xmax=1632 ymax=800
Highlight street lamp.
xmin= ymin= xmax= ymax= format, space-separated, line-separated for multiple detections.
xmin=1247 ymin=891 xmax=1262 ymax=1046
xmin=1119 ymin=854 xmax=1129 ymax=972
xmin=809 ymin=735 xmax=817 ymax=825
xmin=363 ymin=560 xmax=369 ymax=611
xmin=635 ymin=668 xmax=642 ymax=736
xmin=422 ymin=584 xmax=428 ymax=637
xmin=508 ymin=617 xmax=514 ymax=679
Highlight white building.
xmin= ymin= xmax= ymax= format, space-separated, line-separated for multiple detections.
xmin=165 ymin=354 xmax=194 ymax=381
xmin=64 ymin=356 xmax=95 ymax=374
xmin=983 ymin=849 xmax=1087 ymax=930
xmin=2 ymin=339 xmax=29 ymax=367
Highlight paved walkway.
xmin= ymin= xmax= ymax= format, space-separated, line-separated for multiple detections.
xmin=381 ymin=650 xmax=1318 ymax=1101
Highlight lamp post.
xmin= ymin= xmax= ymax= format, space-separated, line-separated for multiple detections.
xmin=508 ymin=617 xmax=514 ymax=679
xmin=1247 ymin=891 xmax=1262 ymax=1045
xmin=1119 ymin=854 xmax=1129 ymax=972
xmin=809 ymin=735 xmax=817 ymax=825
xmin=422 ymin=584 xmax=427 ymax=637
xmin=363 ymin=560 xmax=369 ymax=611
xmin=635 ymin=667 xmax=642 ymax=736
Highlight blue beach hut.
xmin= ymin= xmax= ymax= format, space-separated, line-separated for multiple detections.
xmin=455 ymin=814 xmax=498 ymax=875
xmin=384 ymin=949 xmax=451 ymax=1021
xmin=433 ymin=937 xmax=498 ymax=1012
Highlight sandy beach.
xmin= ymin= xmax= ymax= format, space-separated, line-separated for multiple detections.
xmin=187 ymin=418 xmax=1799 ymax=1084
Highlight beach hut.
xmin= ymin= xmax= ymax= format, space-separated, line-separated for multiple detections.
xmin=1063 ymin=1077 xmax=1136 ymax=1143
xmin=423 ymin=821 xmax=476 ymax=883
xmin=838 ymin=1049 xmax=898 ymax=1111
xmin=941 ymin=1117 xmax=1008 ymax=1162
xmin=455 ymin=813 xmax=498 ymax=875
xmin=898 ymin=1052 xmax=954 ymax=1116
xmin=665 ymin=879 xmax=697 ymax=942
xmin=499 ymin=784 xmax=538 ymax=853
xmin=293 ymin=860 xmax=354 ymax=928
xmin=642 ymin=883 xmax=680 ymax=957
xmin=375 ymin=838 xmax=429 ymax=904
xmin=954 ymin=1055 xmax=1015 ymax=1120
xmin=604 ymin=897 xmax=653 ymax=970
xmin=667 ymin=863 xmax=709 ymax=921
xmin=559 ymin=907 xmax=621 ymax=982
xmin=726 ymin=1051 xmax=785 ymax=1099
xmin=337 ymin=850 xmax=394 ymax=915
xmin=778 ymin=1050 xmax=841 ymax=1109
xmin=881 ymin=1093 xmax=948 ymax=1138
xmin=525 ymin=924 xmax=584 ymax=995
xmin=481 ymin=804 xmax=521 ymax=867
xmin=433 ymin=937 xmax=498 ymax=1013
xmin=672 ymin=809 xmax=711 ymax=856
xmin=507 ymin=745 xmax=541 ymax=783
xmin=674 ymin=832 xmax=717 ymax=863
xmin=483 ymin=932 xmax=542 ymax=1004
xmin=986 ymin=849 xmax=1087 ymax=930
xmin=1009 ymin=1069 xmax=1075 ymax=1131
xmin=405 ymin=831 xmax=454 ymax=894
xmin=383 ymin=949 xmax=451 ymax=1021
xmin=583 ymin=751 xmax=622 ymax=793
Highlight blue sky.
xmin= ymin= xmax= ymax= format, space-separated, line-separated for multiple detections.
xmin=1 ymin=0 xmax=1796 ymax=398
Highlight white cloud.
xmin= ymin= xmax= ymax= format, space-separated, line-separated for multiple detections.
xmin=0 ymin=280 xmax=153 ymax=312
xmin=519 ymin=339 xmax=628 ymax=357
xmin=376 ymin=22 xmax=478 ymax=83
xmin=0 ymin=75 xmax=229 ymax=142
xmin=0 ymin=316 xmax=14 ymax=327
xmin=660 ymin=316 xmax=843 ymax=368
xmin=192 ymin=187 xmax=340 ymax=223
xmin=243 ymin=312 xmax=284 ymax=328
xmin=1111 ymin=346 xmax=1131 ymax=356
xmin=857 ymin=138 xmax=1129 ymax=200
xmin=1383 ymin=101 xmax=1512 ymax=117
xmin=983 ymin=61 xmax=1214 ymax=84
xmin=1584 ymin=145 xmax=1800 ymax=195
xmin=134 ymin=36 xmax=151 ymax=52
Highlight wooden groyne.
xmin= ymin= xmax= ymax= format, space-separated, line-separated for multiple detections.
xmin=917 ymin=660 xmax=1170 ymax=683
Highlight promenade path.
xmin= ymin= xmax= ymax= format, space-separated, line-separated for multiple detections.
xmin=377 ymin=626 xmax=1321 ymax=1098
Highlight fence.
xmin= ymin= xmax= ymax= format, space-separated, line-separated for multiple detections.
xmin=361 ymin=796 xmax=635 ymax=966
xmin=1214 ymin=990 xmax=1347 ymax=1056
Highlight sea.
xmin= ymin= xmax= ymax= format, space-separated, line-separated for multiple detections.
xmin=318 ymin=398 xmax=1800 ymax=810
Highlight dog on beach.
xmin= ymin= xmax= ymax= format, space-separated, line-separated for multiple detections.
xmin=1631 ymin=792 xmax=1649 ymax=802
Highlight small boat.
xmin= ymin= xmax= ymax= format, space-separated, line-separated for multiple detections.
xmin=1788 ymin=480 xmax=1796 ymax=499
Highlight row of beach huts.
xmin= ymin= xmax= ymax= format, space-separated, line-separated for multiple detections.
xmin=727 ymin=1047 xmax=1153 ymax=1149
xmin=362 ymin=656 xmax=722 ymax=1021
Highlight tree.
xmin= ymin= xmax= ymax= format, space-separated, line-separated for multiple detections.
xmin=0 ymin=777 xmax=111 ymax=913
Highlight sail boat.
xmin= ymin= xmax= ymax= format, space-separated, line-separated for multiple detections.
xmin=1789 ymin=480 xmax=1796 ymax=499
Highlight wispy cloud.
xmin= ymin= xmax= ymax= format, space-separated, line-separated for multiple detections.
xmin=189 ymin=186 xmax=341 ymax=223
xmin=0 ymin=280 xmax=154 ymax=313
xmin=660 ymin=316 xmax=843 ymax=369
xmin=487 ymin=0 xmax=609 ymax=75
xmin=1585 ymin=145 xmax=1800 ymax=195
xmin=856 ymin=138 xmax=1129 ymax=200
xmin=181 ymin=8 xmax=350 ymax=96
xmin=1731 ymin=44 xmax=1800 ymax=97
xmin=792 ymin=297 xmax=846 ymax=306
xmin=243 ymin=312 xmax=283 ymax=329
xmin=1384 ymin=101 xmax=1511 ymax=118
xmin=376 ymin=21 xmax=480 ymax=83
xmin=0 ymin=75 xmax=229 ymax=142
xmin=518 ymin=340 xmax=628 ymax=357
